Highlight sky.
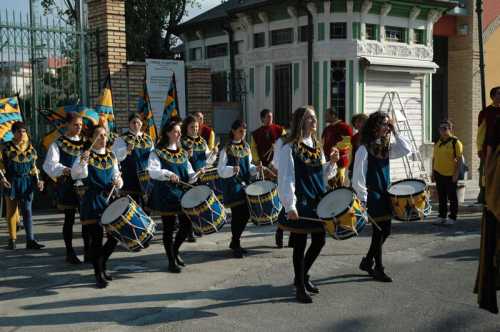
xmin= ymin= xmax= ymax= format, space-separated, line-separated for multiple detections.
xmin=1 ymin=0 xmax=221 ymax=21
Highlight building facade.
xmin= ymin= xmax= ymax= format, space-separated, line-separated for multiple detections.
xmin=179 ymin=0 xmax=458 ymax=179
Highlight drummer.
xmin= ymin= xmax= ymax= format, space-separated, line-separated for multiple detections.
xmin=352 ymin=111 xmax=411 ymax=282
xmin=250 ymin=109 xmax=285 ymax=248
xmin=111 ymin=113 xmax=154 ymax=206
xmin=194 ymin=112 xmax=216 ymax=151
xmin=43 ymin=112 xmax=89 ymax=264
xmin=71 ymin=125 xmax=123 ymax=289
xmin=277 ymin=105 xmax=338 ymax=303
xmin=148 ymin=120 xmax=200 ymax=273
xmin=217 ymin=120 xmax=262 ymax=258
xmin=181 ymin=115 xmax=218 ymax=242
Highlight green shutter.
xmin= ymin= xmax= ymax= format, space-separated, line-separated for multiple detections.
xmin=348 ymin=60 xmax=354 ymax=122
xmin=331 ymin=0 xmax=347 ymax=12
xmin=249 ymin=67 xmax=255 ymax=95
xmin=323 ymin=61 xmax=328 ymax=115
xmin=318 ymin=23 xmax=325 ymax=41
xmin=313 ymin=62 xmax=320 ymax=113
xmin=293 ymin=63 xmax=300 ymax=93
xmin=265 ymin=65 xmax=271 ymax=97
xmin=352 ymin=22 xmax=361 ymax=40
xmin=358 ymin=66 xmax=365 ymax=115
xmin=374 ymin=24 xmax=380 ymax=41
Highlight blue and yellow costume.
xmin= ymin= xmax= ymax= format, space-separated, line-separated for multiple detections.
xmin=0 ymin=140 xmax=40 ymax=244
xmin=112 ymin=132 xmax=153 ymax=201
xmin=181 ymin=135 xmax=209 ymax=171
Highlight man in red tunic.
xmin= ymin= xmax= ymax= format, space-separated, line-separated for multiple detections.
xmin=250 ymin=109 xmax=285 ymax=248
xmin=194 ymin=112 xmax=215 ymax=151
xmin=322 ymin=108 xmax=353 ymax=187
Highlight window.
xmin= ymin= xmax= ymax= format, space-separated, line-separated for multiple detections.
xmin=270 ymin=28 xmax=294 ymax=46
xmin=385 ymin=26 xmax=407 ymax=43
xmin=189 ymin=47 xmax=202 ymax=61
xmin=330 ymin=60 xmax=346 ymax=120
xmin=299 ymin=25 xmax=313 ymax=42
xmin=206 ymin=43 xmax=228 ymax=58
xmin=414 ymin=29 xmax=425 ymax=45
xmin=254 ymin=32 xmax=265 ymax=48
xmin=366 ymin=24 xmax=377 ymax=40
xmin=330 ymin=23 xmax=347 ymax=39
xmin=212 ymin=72 xmax=228 ymax=102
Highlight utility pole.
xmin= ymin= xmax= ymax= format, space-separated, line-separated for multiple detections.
xmin=77 ymin=0 xmax=88 ymax=105
xmin=476 ymin=0 xmax=486 ymax=111
xmin=29 ymin=0 xmax=39 ymax=139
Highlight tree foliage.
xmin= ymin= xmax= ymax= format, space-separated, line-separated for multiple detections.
xmin=41 ymin=0 xmax=200 ymax=61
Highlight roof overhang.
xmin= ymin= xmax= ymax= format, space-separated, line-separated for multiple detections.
xmin=360 ymin=56 xmax=439 ymax=74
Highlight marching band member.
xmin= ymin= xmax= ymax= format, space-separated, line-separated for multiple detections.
xmin=181 ymin=115 xmax=217 ymax=242
xmin=218 ymin=120 xmax=261 ymax=258
xmin=71 ymin=126 xmax=123 ymax=289
xmin=250 ymin=109 xmax=285 ymax=248
xmin=148 ymin=120 xmax=200 ymax=273
xmin=194 ymin=112 xmax=215 ymax=151
xmin=352 ymin=111 xmax=411 ymax=283
xmin=277 ymin=106 xmax=338 ymax=304
xmin=1 ymin=122 xmax=45 ymax=250
xmin=112 ymin=113 xmax=154 ymax=206
xmin=43 ymin=112 xmax=89 ymax=264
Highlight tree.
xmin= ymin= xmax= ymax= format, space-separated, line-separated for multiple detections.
xmin=41 ymin=0 xmax=200 ymax=61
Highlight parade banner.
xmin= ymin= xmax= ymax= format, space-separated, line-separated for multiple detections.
xmin=145 ymin=59 xmax=186 ymax=125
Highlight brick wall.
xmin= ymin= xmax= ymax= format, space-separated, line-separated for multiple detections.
xmin=447 ymin=0 xmax=482 ymax=179
xmin=186 ymin=67 xmax=214 ymax=126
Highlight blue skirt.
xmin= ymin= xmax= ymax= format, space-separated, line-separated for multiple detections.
xmin=56 ymin=176 xmax=79 ymax=209
xmin=80 ymin=190 xmax=108 ymax=224
xmin=278 ymin=200 xmax=324 ymax=234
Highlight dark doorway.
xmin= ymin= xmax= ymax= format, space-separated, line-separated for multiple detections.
xmin=432 ymin=36 xmax=448 ymax=142
xmin=274 ymin=64 xmax=292 ymax=126
xmin=331 ymin=60 xmax=347 ymax=121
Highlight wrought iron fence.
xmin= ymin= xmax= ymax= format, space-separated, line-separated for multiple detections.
xmin=0 ymin=9 xmax=99 ymax=144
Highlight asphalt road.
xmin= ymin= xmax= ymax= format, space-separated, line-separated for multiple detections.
xmin=1 ymin=210 xmax=499 ymax=332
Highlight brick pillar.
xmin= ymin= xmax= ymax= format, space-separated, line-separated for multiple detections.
xmin=87 ymin=0 xmax=128 ymax=130
xmin=447 ymin=0 xmax=481 ymax=179
xmin=186 ymin=67 xmax=214 ymax=126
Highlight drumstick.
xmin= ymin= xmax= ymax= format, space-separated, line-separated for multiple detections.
xmin=366 ymin=214 xmax=382 ymax=231
xmin=263 ymin=166 xmax=277 ymax=178
xmin=106 ymin=184 xmax=116 ymax=204
xmin=176 ymin=179 xmax=195 ymax=188
xmin=80 ymin=136 xmax=100 ymax=165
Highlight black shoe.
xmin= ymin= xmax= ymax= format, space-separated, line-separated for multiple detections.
xmin=168 ymin=262 xmax=181 ymax=273
xmin=66 ymin=252 xmax=82 ymax=265
xmin=7 ymin=239 xmax=16 ymax=250
xmin=175 ymin=254 xmax=185 ymax=267
xmin=296 ymin=288 xmax=313 ymax=303
xmin=232 ymin=248 xmax=244 ymax=259
xmin=95 ymin=276 xmax=108 ymax=289
xmin=26 ymin=240 xmax=45 ymax=250
xmin=275 ymin=231 xmax=283 ymax=248
xmin=372 ymin=268 xmax=392 ymax=282
xmin=187 ymin=235 xmax=196 ymax=243
xmin=304 ymin=275 xmax=319 ymax=294
xmin=359 ymin=257 xmax=374 ymax=275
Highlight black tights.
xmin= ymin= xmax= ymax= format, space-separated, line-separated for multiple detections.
xmin=230 ymin=204 xmax=249 ymax=247
xmin=162 ymin=214 xmax=191 ymax=262
xmin=83 ymin=223 xmax=117 ymax=277
xmin=292 ymin=232 xmax=326 ymax=287
xmin=63 ymin=209 xmax=90 ymax=255
xmin=365 ymin=220 xmax=392 ymax=269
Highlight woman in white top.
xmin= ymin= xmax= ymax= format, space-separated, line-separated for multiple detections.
xmin=147 ymin=120 xmax=200 ymax=273
xmin=277 ymin=106 xmax=338 ymax=303
xmin=352 ymin=111 xmax=412 ymax=283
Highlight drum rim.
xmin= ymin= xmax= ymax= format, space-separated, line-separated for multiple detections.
xmin=387 ymin=178 xmax=428 ymax=198
xmin=181 ymin=185 xmax=213 ymax=209
xmin=245 ymin=180 xmax=277 ymax=197
xmin=101 ymin=196 xmax=132 ymax=225
xmin=317 ymin=187 xmax=357 ymax=220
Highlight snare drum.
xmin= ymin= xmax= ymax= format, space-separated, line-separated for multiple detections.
xmin=199 ymin=168 xmax=224 ymax=202
xmin=317 ymin=187 xmax=367 ymax=240
xmin=181 ymin=185 xmax=226 ymax=235
xmin=245 ymin=180 xmax=282 ymax=225
xmin=101 ymin=196 xmax=156 ymax=251
xmin=387 ymin=179 xmax=431 ymax=221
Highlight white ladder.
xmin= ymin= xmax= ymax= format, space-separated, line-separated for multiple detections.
xmin=377 ymin=91 xmax=429 ymax=182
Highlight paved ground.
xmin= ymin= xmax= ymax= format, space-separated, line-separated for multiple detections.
xmin=1 ymin=208 xmax=499 ymax=332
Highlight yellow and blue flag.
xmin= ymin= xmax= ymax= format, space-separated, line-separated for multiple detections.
xmin=161 ymin=73 xmax=180 ymax=129
xmin=96 ymin=72 xmax=115 ymax=132
xmin=0 ymin=96 xmax=24 ymax=142
xmin=137 ymin=79 xmax=158 ymax=141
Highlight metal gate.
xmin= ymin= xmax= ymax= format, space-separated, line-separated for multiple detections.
xmin=0 ymin=10 xmax=100 ymax=144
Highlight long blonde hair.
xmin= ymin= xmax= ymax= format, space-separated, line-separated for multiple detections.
xmin=284 ymin=105 xmax=320 ymax=146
